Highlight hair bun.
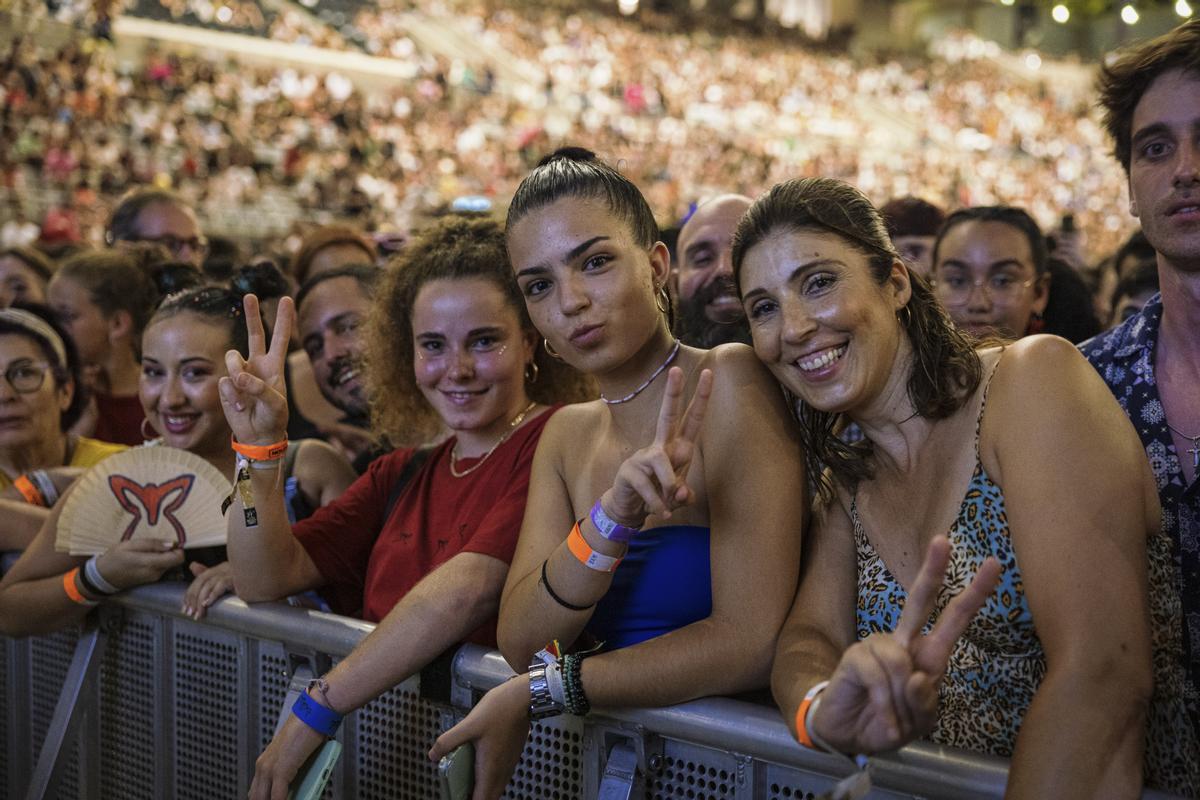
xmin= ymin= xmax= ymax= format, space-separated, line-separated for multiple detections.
xmin=537 ymin=146 xmax=598 ymax=168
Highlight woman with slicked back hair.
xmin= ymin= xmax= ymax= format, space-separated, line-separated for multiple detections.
xmin=431 ymin=150 xmax=805 ymax=799
xmin=733 ymin=176 xmax=1173 ymax=796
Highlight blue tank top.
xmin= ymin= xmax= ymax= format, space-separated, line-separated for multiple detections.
xmin=588 ymin=524 xmax=712 ymax=651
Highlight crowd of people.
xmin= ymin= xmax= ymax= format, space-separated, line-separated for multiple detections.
xmin=0 ymin=6 xmax=1196 ymax=800
xmin=2 ymin=0 xmax=1138 ymax=266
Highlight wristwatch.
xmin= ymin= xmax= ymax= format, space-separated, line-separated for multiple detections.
xmin=528 ymin=663 xmax=563 ymax=720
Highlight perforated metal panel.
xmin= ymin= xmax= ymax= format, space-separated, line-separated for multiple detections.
xmin=29 ymin=627 xmax=81 ymax=798
xmin=98 ymin=615 xmax=158 ymax=799
xmin=173 ymin=625 xmax=242 ymax=800
xmin=353 ymin=677 xmax=443 ymax=799
xmin=256 ymin=646 xmax=289 ymax=750
xmin=648 ymin=742 xmax=742 ymax=799
xmin=502 ymin=715 xmax=585 ymax=800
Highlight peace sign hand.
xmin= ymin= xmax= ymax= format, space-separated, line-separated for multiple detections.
xmin=810 ymin=536 xmax=1002 ymax=754
xmin=600 ymin=367 xmax=714 ymax=530
xmin=218 ymin=294 xmax=294 ymax=447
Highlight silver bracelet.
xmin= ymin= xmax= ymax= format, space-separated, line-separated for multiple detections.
xmin=85 ymin=555 xmax=121 ymax=596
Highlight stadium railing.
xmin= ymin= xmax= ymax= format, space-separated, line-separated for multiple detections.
xmin=0 ymin=582 xmax=1184 ymax=799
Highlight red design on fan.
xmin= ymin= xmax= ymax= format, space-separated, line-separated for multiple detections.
xmin=108 ymin=474 xmax=196 ymax=543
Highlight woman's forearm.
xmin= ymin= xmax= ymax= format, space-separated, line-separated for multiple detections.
xmin=0 ymin=572 xmax=91 ymax=637
xmin=0 ymin=500 xmax=50 ymax=550
xmin=1006 ymin=665 xmax=1149 ymax=800
xmin=226 ymin=469 xmax=313 ymax=602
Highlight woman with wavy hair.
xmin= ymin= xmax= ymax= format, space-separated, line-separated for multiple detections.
xmin=733 ymin=177 xmax=1171 ymax=795
xmin=218 ymin=215 xmax=592 ymax=800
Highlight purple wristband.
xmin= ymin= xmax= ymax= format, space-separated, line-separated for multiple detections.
xmin=590 ymin=499 xmax=639 ymax=543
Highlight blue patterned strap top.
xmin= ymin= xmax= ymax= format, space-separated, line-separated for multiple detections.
xmin=851 ymin=354 xmax=1046 ymax=758
xmin=588 ymin=524 xmax=712 ymax=651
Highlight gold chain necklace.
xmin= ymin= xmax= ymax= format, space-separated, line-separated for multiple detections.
xmin=449 ymin=401 xmax=538 ymax=478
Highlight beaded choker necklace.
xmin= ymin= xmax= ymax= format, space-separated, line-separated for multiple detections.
xmin=601 ymin=340 xmax=681 ymax=405
xmin=449 ymin=401 xmax=537 ymax=478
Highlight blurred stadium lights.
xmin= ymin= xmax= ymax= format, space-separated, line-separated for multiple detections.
xmin=1000 ymin=0 xmax=1015 ymax=6
xmin=1120 ymin=3 xmax=1139 ymax=23
xmin=1051 ymin=4 xmax=1069 ymax=22
xmin=1176 ymin=0 xmax=1193 ymax=16
xmin=618 ymin=0 xmax=639 ymax=15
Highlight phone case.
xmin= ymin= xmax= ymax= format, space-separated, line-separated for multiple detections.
xmin=437 ymin=742 xmax=475 ymax=800
xmin=289 ymin=739 xmax=342 ymax=800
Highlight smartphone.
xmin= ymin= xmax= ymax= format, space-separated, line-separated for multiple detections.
xmin=289 ymin=739 xmax=342 ymax=800
xmin=437 ymin=743 xmax=475 ymax=800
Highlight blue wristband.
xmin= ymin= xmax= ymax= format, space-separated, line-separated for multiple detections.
xmin=590 ymin=499 xmax=639 ymax=543
xmin=291 ymin=691 xmax=342 ymax=737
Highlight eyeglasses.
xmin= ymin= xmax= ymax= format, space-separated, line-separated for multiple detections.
xmin=2 ymin=361 xmax=50 ymax=394
xmin=130 ymin=234 xmax=210 ymax=259
xmin=931 ymin=274 xmax=1036 ymax=306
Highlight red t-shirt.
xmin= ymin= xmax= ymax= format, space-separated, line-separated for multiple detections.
xmin=293 ymin=406 xmax=558 ymax=646
xmin=93 ymin=393 xmax=148 ymax=446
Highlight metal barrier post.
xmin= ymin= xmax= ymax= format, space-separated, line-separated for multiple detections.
xmin=24 ymin=617 xmax=107 ymax=800
xmin=597 ymin=741 xmax=640 ymax=800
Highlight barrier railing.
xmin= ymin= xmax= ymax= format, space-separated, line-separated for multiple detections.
xmin=0 ymin=582 xmax=1184 ymax=799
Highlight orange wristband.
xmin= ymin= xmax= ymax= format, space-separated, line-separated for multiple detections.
xmin=230 ymin=436 xmax=288 ymax=461
xmin=566 ymin=520 xmax=623 ymax=573
xmin=795 ymin=680 xmax=828 ymax=749
xmin=14 ymin=474 xmax=45 ymax=506
xmin=63 ymin=568 xmax=97 ymax=606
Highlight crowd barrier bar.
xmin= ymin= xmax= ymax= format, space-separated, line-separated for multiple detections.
xmin=2 ymin=582 xmax=1186 ymax=800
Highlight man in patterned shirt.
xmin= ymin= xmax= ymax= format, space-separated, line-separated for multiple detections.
xmin=1079 ymin=18 xmax=1200 ymax=794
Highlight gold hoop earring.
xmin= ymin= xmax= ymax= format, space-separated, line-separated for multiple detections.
xmin=542 ymin=338 xmax=562 ymax=360
xmin=525 ymin=361 xmax=540 ymax=383
xmin=655 ymin=284 xmax=670 ymax=315
xmin=141 ymin=417 xmax=157 ymax=441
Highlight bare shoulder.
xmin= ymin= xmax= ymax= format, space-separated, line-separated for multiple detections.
xmin=985 ymin=335 xmax=1109 ymax=420
xmin=693 ymin=343 xmax=782 ymax=405
xmin=539 ymin=400 xmax=606 ymax=452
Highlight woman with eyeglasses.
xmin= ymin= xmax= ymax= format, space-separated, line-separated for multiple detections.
xmin=0 ymin=285 xmax=356 ymax=636
xmin=929 ymin=206 xmax=1051 ymax=341
xmin=428 ymin=150 xmax=805 ymax=798
xmin=734 ymin=178 xmax=1177 ymax=795
xmin=0 ymin=304 xmax=126 ymax=550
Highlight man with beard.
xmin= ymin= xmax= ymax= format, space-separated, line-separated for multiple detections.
xmin=672 ymin=194 xmax=753 ymax=348
xmin=1079 ymin=18 xmax=1200 ymax=794
xmin=296 ymin=265 xmax=384 ymax=472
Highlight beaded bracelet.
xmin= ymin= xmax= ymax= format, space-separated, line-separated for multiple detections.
xmin=562 ymin=653 xmax=591 ymax=716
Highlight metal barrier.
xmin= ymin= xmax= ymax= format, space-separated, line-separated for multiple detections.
xmin=0 ymin=583 xmax=1184 ymax=799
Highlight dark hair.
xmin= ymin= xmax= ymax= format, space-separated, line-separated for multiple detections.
xmin=1113 ymin=230 xmax=1155 ymax=277
xmin=295 ymin=264 xmax=380 ymax=310
xmin=366 ymin=216 xmax=594 ymax=445
xmin=731 ymin=177 xmax=982 ymax=497
xmin=0 ymin=302 xmax=88 ymax=431
xmin=56 ymin=249 xmax=165 ymax=344
xmin=932 ymin=206 xmax=1049 ymax=277
xmin=290 ymin=225 xmax=376 ymax=286
xmin=0 ymin=246 xmax=56 ymax=283
xmin=229 ymin=261 xmax=292 ymax=304
xmin=1041 ymin=257 xmax=1101 ymax=344
xmin=507 ymin=147 xmax=660 ymax=251
xmin=149 ymin=286 xmax=257 ymax=359
xmin=1111 ymin=261 xmax=1160 ymax=316
xmin=1097 ymin=18 xmax=1200 ymax=174
xmin=201 ymin=235 xmax=242 ymax=282
xmin=106 ymin=188 xmax=192 ymax=244
xmin=879 ymin=196 xmax=945 ymax=239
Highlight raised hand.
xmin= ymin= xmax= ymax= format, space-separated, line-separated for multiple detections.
xmin=600 ymin=366 xmax=714 ymax=528
xmin=94 ymin=539 xmax=185 ymax=590
xmin=810 ymin=536 xmax=1002 ymax=754
xmin=218 ymin=294 xmax=294 ymax=446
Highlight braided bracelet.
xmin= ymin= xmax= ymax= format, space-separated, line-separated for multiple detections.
xmin=562 ymin=653 xmax=591 ymax=716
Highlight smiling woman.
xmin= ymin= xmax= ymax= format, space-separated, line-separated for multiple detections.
xmin=731 ymin=177 xmax=1176 ymax=797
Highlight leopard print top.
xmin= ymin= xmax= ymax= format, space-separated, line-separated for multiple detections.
xmin=852 ymin=360 xmax=1046 ymax=757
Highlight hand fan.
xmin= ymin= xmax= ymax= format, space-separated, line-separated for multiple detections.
xmin=56 ymin=445 xmax=232 ymax=555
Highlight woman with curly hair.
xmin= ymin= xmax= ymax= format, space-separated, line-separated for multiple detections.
xmin=218 ymin=215 xmax=592 ymax=800
xmin=735 ymin=178 xmax=1166 ymax=796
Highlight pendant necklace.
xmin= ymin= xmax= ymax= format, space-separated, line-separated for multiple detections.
xmin=602 ymin=340 xmax=681 ymax=405
xmin=1166 ymin=421 xmax=1200 ymax=470
xmin=450 ymin=401 xmax=538 ymax=478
